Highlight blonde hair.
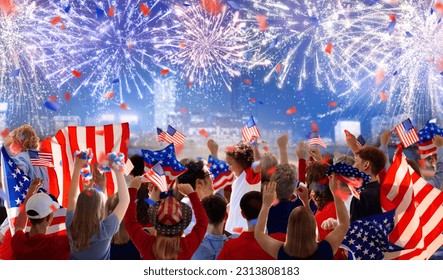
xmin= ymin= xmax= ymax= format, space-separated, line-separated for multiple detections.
xmin=4 ymin=124 xmax=39 ymax=150
xmin=105 ymin=193 xmax=130 ymax=245
xmin=69 ymin=189 xmax=104 ymax=250
xmin=152 ymin=234 xmax=182 ymax=260
xmin=284 ymin=207 xmax=318 ymax=258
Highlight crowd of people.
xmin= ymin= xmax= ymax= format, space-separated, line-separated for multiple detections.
xmin=0 ymin=124 xmax=442 ymax=260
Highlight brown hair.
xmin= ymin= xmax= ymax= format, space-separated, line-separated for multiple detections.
xmin=305 ymin=161 xmax=329 ymax=186
xmin=202 ymin=195 xmax=227 ymax=224
xmin=261 ymin=154 xmax=278 ymax=183
xmin=4 ymin=124 xmax=39 ymax=150
xmin=284 ymin=207 xmax=318 ymax=258
xmin=152 ymin=234 xmax=182 ymax=260
xmin=136 ymin=183 xmax=151 ymax=225
xmin=105 ymin=193 xmax=130 ymax=245
xmin=355 ymin=146 xmax=386 ymax=175
xmin=225 ymin=142 xmax=254 ymax=170
xmin=270 ymin=164 xmax=297 ymax=201
xmin=309 ymin=182 xmax=333 ymax=211
xmin=69 ymin=189 xmax=104 ymax=250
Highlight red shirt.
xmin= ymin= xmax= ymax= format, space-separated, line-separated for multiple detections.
xmin=217 ymin=231 xmax=285 ymax=260
xmin=0 ymin=229 xmax=13 ymax=260
xmin=11 ymin=230 xmax=70 ymax=260
xmin=315 ymin=201 xmax=337 ymax=241
xmin=124 ymin=188 xmax=208 ymax=260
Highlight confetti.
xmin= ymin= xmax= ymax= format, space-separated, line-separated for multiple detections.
xmin=256 ymin=15 xmax=267 ymax=31
xmin=227 ymin=1 xmax=242 ymax=10
xmin=65 ymin=93 xmax=71 ymax=101
xmin=179 ymin=41 xmax=186 ymax=48
xmin=375 ymin=69 xmax=386 ymax=84
xmin=243 ymin=79 xmax=251 ymax=85
xmin=112 ymin=78 xmax=120 ymax=84
xmin=266 ymin=166 xmax=276 ymax=175
xmin=72 ymin=70 xmax=82 ymax=78
xmin=275 ymin=64 xmax=282 ymax=73
xmin=49 ymin=96 xmax=57 ymax=102
xmin=104 ymin=91 xmax=114 ymax=99
xmin=198 ymin=128 xmax=209 ymax=138
xmin=311 ymin=121 xmax=319 ymax=132
xmin=95 ymin=130 xmax=105 ymax=136
xmin=250 ymin=97 xmax=256 ymax=103
xmin=379 ymin=92 xmax=388 ymax=101
xmin=187 ymin=81 xmax=193 ymax=87
xmin=1 ymin=128 xmax=9 ymax=138
xmin=9 ymin=68 xmax=20 ymax=77
xmin=328 ymin=101 xmax=337 ymax=107
xmin=263 ymin=146 xmax=269 ymax=153
xmin=160 ymin=69 xmax=169 ymax=76
xmin=145 ymin=198 xmax=156 ymax=205
xmin=180 ymin=107 xmax=188 ymax=113
xmin=286 ymin=106 xmax=296 ymax=115
xmin=64 ymin=5 xmax=71 ymax=13
xmin=233 ymin=227 xmax=243 ymax=233
xmin=50 ymin=16 xmax=62 ymax=26
xmin=50 ymin=204 xmax=58 ymax=211
xmin=201 ymin=0 xmax=222 ymax=15
xmin=120 ymin=103 xmax=129 ymax=110
xmin=108 ymin=6 xmax=115 ymax=17
xmin=140 ymin=3 xmax=151 ymax=16
xmin=389 ymin=14 xmax=396 ymax=21
xmin=43 ymin=100 xmax=61 ymax=111
xmin=405 ymin=31 xmax=413 ymax=37
xmin=325 ymin=42 xmax=332 ymax=54
xmin=96 ymin=8 xmax=105 ymax=19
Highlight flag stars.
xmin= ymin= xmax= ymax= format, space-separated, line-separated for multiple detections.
xmin=363 ymin=249 xmax=369 ymax=255
xmin=15 ymin=198 xmax=22 ymax=205
xmin=370 ymin=253 xmax=376 ymax=259
xmin=14 ymin=185 xmax=20 ymax=192
xmin=8 ymin=160 xmax=13 ymax=166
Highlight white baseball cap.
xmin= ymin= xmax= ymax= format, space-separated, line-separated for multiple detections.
xmin=25 ymin=193 xmax=60 ymax=219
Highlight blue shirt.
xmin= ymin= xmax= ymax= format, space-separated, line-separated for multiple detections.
xmin=192 ymin=233 xmax=230 ymax=260
xmin=278 ymin=240 xmax=333 ymax=260
xmin=66 ymin=211 xmax=119 ymax=260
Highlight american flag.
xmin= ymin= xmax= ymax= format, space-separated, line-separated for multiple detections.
xmin=157 ymin=127 xmax=167 ymax=143
xmin=142 ymin=143 xmax=187 ymax=187
xmin=394 ymin=118 xmax=419 ymax=148
xmin=39 ymin=123 xmax=130 ymax=207
xmin=356 ymin=135 xmax=366 ymax=149
xmin=143 ymin=163 xmax=168 ymax=192
xmin=164 ymin=125 xmax=186 ymax=146
xmin=380 ymin=145 xmax=443 ymax=259
xmin=242 ymin=116 xmax=261 ymax=142
xmin=307 ymin=131 xmax=327 ymax=149
xmin=208 ymin=155 xmax=235 ymax=191
xmin=28 ymin=150 xmax=53 ymax=167
xmin=417 ymin=119 xmax=442 ymax=159
xmin=1 ymin=147 xmax=66 ymax=235
xmin=342 ymin=210 xmax=403 ymax=260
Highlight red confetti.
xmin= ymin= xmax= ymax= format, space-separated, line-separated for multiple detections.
xmin=95 ymin=130 xmax=105 ymax=136
xmin=263 ymin=146 xmax=269 ymax=153
xmin=50 ymin=16 xmax=61 ymax=26
xmin=108 ymin=6 xmax=115 ymax=17
xmin=225 ymin=146 xmax=235 ymax=153
xmin=104 ymin=91 xmax=114 ymax=99
xmin=199 ymin=129 xmax=209 ymax=138
xmin=49 ymin=96 xmax=57 ymax=102
xmin=379 ymin=92 xmax=388 ymax=101
xmin=311 ymin=121 xmax=319 ymax=132
xmin=140 ymin=3 xmax=151 ymax=16
xmin=243 ymin=79 xmax=251 ymax=85
xmin=375 ymin=69 xmax=386 ymax=84
xmin=286 ymin=106 xmax=296 ymax=115
xmin=72 ymin=70 xmax=82 ymax=78
xmin=120 ymin=103 xmax=129 ymax=110
xmin=256 ymin=14 xmax=267 ymax=31
xmin=436 ymin=3 xmax=443 ymax=14
xmin=160 ymin=69 xmax=169 ymax=76
xmin=50 ymin=204 xmax=58 ymax=211
xmin=1 ymin=128 xmax=9 ymax=138
xmin=389 ymin=14 xmax=396 ymax=21
xmin=437 ymin=57 xmax=443 ymax=71
xmin=325 ymin=42 xmax=333 ymax=54
xmin=180 ymin=107 xmax=188 ymax=113
xmin=0 ymin=0 xmax=15 ymax=15
xmin=275 ymin=64 xmax=282 ymax=73
xmin=60 ymin=24 xmax=66 ymax=30
xmin=201 ymin=0 xmax=222 ymax=15
xmin=233 ymin=227 xmax=243 ymax=233
xmin=266 ymin=166 xmax=276 ymax=175
xmin=328 ymin=101 xmax=337 ymax=107
xmin=127 ymin=39 xmax=134 ymax=50
xmin=65 ymin=92 xmax=71 ymax=101
xmin=187 ymin=81 xmax=193 ymax=87
xmin=250 ymin=97 xmax=256 ymax=103
xmin=179 ymin=41 xmax=186 ymax=48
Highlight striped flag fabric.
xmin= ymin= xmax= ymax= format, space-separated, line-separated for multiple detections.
xmin=242 ymin=116 xmax=261 ymax=142
xmin=39 ymin=123 xmax=130 ymax=207
xmin=28 ymin=150 xmax=53 ymax=167
xmin=356 ymin=135 xmax=366 ymax=149
xmin=307 ymin=131 xmax=327 ymax=149
xmin=380 ymin=145 xmax=443 ymax=259
xmin=1 ymin=147 xmax=66 ymax=235
xmin=157 ymin=127 xmax=167 ymax=143
xmin=417 ymin=119 xmax=442 ymax=159
xmin=165 ymin=125 xmax=186 ymax=146
xmin=394 ymin=118 xmax=419 ymax=148
xmin=143 ymin=163 xmax=168 ymax=192
xmin=208 ymin=155 xmax=235 ymax=191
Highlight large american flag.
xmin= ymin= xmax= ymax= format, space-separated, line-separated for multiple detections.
xmin=417 ymin=119 xmax=442 ymax=159
xmin=394 ymin=118 xmax=419 ymax=148
xmin=208 ymin=155 xmax=235 ymax=191
xmin=39 ymin=123 xmax=130 ymax=207
xmin=1 ymin=147 xmax=66 ymax=235
xmin=142 ymin=143 xmax=187 ymax=188
xmin=380 ymin=145 xmax=443 ymax=259
xmin=242 ymin=116 xmax=261 ymax=142
xmin=307 ymin=131 xmax=327 ymax=149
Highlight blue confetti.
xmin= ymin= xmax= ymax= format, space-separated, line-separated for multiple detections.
xmin=258 ymin=101 xmax=264 ymax=105
xmin=269 ymin=37 xmax=279 ymax=49
xmin=440 ymin=72 xmax=443 ymax=76
xmin=309 ymin=17 xmax=319 ymax=26
xmin=9 ymin=68 xmax=20 ymax=77
xmin=393 ymin=70 xmax=398 ymax=76
xmin=145 ymin=198 xmax=156 ymax=205
xmin=388 ymin=21 xmax=396 ymax=35
xmin=96 ymin=8 xmax=105 ymax=19
xmin=183 ymin=2 xmax=191 ymax=7
xmin=430 ymin=8 xmax=434 ymax=15
xmin=438 ymin=18 xmax=442 ymax=24
xmin=227 ymin=1 xmax=242 ymax=10
xmin=112 ymin=78 xmax=120 ymax=84
xmin=405 ymin=31 xmax=413 ymax=37
xmin=43 ymin=100 xmax=61 ymax=111
xmin=64 ymin=5 xmax=71 ymax=13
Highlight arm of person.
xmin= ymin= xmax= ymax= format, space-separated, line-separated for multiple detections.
xmin=344 ymin=130 xmax=360 ymax=155
xmin=15 ymin=178 xmax=43 ymax=232
xmin=207 ymin=139 xmax=219 ymax=159
xmin=251 ymin=137 xmax=262 ymax=174
xmin=277 ymin=133 xmax=289 ymax=164
xmin=308 ymin=148 xmax=323 ymax=162
xmin=109 ymin=165 xmax=130 ymax=222
xmin=296 ymin=141 xmax=307 ymax=183
xmin=379 ymin=130 xmax=391 ymax=169
xmin=324 ymin=174 xmax=350 ymax=255
xmin=429 ymin=136 xmax=443 ymax=190
xmin=295 ymin=183 xmax=311 ymax=213
xmin=254 ymin=181 xmax=284 ymax=259
xmin=67 ymin=156 xmax=88 ymax=212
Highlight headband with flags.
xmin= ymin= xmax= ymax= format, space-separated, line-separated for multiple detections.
xmin=327 ymin=163 xmax=371 ymax=199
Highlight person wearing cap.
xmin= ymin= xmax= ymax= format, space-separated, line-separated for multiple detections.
xmin=124 ymin=178 xmax=208 ymax=260
xmin=11 ymin=178 xmax=70 ymax=260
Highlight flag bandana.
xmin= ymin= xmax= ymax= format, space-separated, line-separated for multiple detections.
xmin=417 ymin=118 xmax=443 ymax=159
xmin=327 ymin=163 xmax=371 ymax=199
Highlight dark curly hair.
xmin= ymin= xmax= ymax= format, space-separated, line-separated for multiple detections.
xmin=129 ymin=154 xmax=145 ymax=177
xmin=177 ymin=159 xmax=208 ymax=190
xmin=309 ymin=182 xmax=333 ymax=211
xmin=305 ymin=161 xmax=329 ymax=187
xmin=225 ymin=142 xmax=254 ymax=170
